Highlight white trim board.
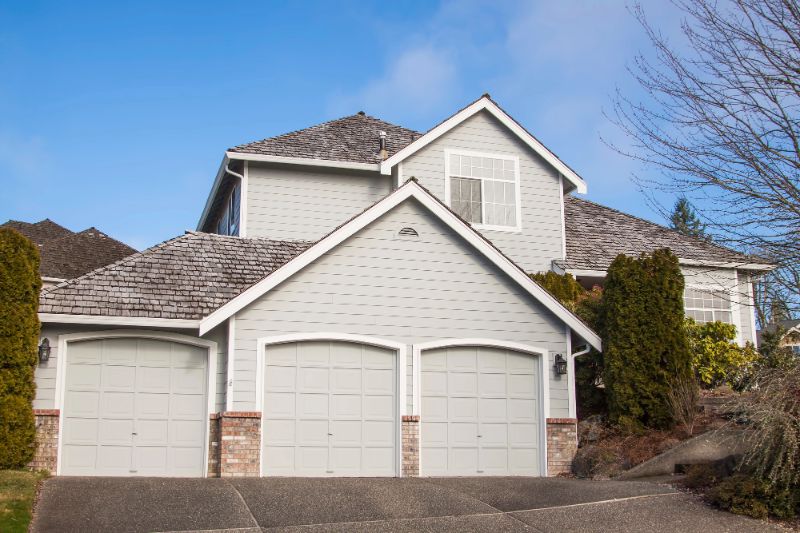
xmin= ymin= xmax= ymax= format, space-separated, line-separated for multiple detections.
xmin=226 ymin=151 xmax=380 ymax=171
xmin=39 ymin=313 xmax=200 ymax=329
xmin=380 ymin=95 xmax=588 ymax=194
xmin=198 ymin=180 xmax=602 ymax=351
xmin=411 ymin=338 xmax=550 ymax=477
xmin=255 ymin=332 xmax=408 ymax=477
xmin=53 ymin=329 xmax=217 ymax=478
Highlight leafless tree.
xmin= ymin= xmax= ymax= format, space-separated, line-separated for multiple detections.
xmin=611 ymin=0 xmax=800 ymax=317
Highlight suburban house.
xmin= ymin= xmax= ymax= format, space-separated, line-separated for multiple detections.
xmin=758 ymin=319 xmax=800 ymax=355
xmin=1 ymin=218 xmax=137 ymax=288
xmin=30 ymin=95 xmax=771 ymax=479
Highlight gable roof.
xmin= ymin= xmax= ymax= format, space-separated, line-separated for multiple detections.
xmin=229 ymin=113 xmax=422 ymax=165
xmin=561 ymin=196 xmax=772 ymax=271
xmin=199 ymin=180 xmax=602 ymax=349
xmin=39 ymin=233 xmax=311 ymax=321
xmin=380 ymin=95 xmax=588 ymax=194
xmin=2 ymin=219 xmax=138 ymax=280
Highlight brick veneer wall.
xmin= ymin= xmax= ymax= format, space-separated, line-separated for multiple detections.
xmin=546 ymin=417 xmax=578 ymax=476
xmin=401 ymin=415 xmax=420 ymax=477
xmin=29 ymin=409 xmax=59 ymax=472
xmin=208 ymin=414 xmax=221 ymax=477
xmin=220 ymin=412 xmax=261 ymax=477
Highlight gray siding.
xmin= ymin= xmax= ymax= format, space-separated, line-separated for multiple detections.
xmin=233 ymin=198 xmax=571 ymax=417
xmin=401 ymin=110 xmax=564 ymax=274
xmin=35 ymin=324 xmax=227 ymax=412
xmin=245 ymin=163 xmax=393 ymax=241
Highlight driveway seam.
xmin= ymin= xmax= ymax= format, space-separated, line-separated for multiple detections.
xmin=508 ymin=491 xmax=682 ymax=515
xmin=223 ymin=479 xmax=261 ymax=529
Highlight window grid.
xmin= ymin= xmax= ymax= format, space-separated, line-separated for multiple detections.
xmin=684 ymin=288 xmax=733 ymax=324
xmin=448 ymin=153 xmax=518 ymax=229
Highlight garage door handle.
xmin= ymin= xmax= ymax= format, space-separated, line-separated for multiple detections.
xmin=132 ymin=432 xmax=138 ymax=436
xmin=327 ymin=433 xmax=333 ymax=436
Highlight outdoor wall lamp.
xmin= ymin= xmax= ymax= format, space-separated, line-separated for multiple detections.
xmin=554 ymin=353 xmax=567 ymax=375
xmin=38 ymin=338 xmax=51 ymax=364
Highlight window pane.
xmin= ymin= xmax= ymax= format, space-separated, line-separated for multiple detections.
xmin=470 ymin=179 xmax=481 ymax=203
xmin=505 ymin=182 xmax=515 ymax=203
xmin=471 ymin=203 xmax=482 ymax=224
xmin=506 ymin=206 xmax=516 ymax=226
xmin=715 ymin=311 xmax=732 ymax=323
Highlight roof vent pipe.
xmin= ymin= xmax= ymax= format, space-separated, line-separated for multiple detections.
xmin=379 ymin=131 xmax=388 ymax=160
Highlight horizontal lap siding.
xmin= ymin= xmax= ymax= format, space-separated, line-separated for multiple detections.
xmin=402 ymin=110 xmax=564 ymax=274
xmin=34 ymin=324 xmax=226 ymax=411
xmin=233 ymin=198 xmax=570 ymax=417
xmin=246 ymin=164 xmax=393 ymax=241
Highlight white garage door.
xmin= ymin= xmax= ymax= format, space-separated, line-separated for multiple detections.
xmin=262 ymin=340 xmax=397 ymax=476
xmin=61 ymin=338 xmax=208 ymax=477
xmin=421 ymin=345 xmax=541 ymax=476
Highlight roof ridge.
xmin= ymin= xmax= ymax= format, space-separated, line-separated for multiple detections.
xmin=185 ymin=230 xmax=314 ymax=245
xmin=41 ymin=233 xmax=189 ymax=294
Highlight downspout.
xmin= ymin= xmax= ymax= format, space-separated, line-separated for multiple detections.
xmin=225 ymin=163 xmax=244 ymax=181
xmin=571 ymin=344 xmax=591 ymax=358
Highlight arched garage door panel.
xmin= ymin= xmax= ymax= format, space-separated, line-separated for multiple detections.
xmin=421 ymin=345 xmax=541 ymax=476
xmin=262 ymin=341 xmax=397 ymax=476
xmin=61 ymin=338 xmax=208 ymax=477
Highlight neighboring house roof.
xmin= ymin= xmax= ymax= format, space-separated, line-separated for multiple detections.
xmin=229 ymin=113 xmax=422 ymax=165
xmin=39 ymin=233 xmax=311 ymax=320
xmin=560 ymin=196 xmax=770 ymax=271
xmin=1 ymin=219 xmax=138 ymax=280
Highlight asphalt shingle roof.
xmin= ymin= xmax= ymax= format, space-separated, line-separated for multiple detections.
xmin=39 ymin=232 xmax=312 ymax=320
xmin=562 ymin=196 xmax=760 ymax=270
xmin=229 ymin=113 xmax=422 ymax=164
xmin=2 ymin=219 xmax=137 ymax=280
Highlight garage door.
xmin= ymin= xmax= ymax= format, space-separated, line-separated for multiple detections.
xmin=420 ymin=345 xmax=541 ymax=476
xmin=262 ymin=340 xmax=397 ymax=476
xmin=61 ymin=338 xmax=208 ymax=477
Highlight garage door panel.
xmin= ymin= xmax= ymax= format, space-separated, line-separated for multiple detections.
xmin=332 ymin=368 xmax=361 ymax=393
xmin=449 ymin=397 xmax=478 ymax=420
xmin=508 ymin=399 xmax=537 ymax=421
xmin=264 ymin=392 xmax=295 ymax=417
xmin=448 ymin=373 xmax=477 ymax=396
xmin=482 ymin=447 xmax=510 ymax=473
xmin=266 ymin=344 xmax=297 ymax=365
xmin=171 ymin=368 xmax=206 ymax=394
xmin=363 ymin=395 xmax=393 ymax=419
xmin=478 ymin=373 xmax=506 ymax=397
xmin=421 ymin=371 xmax=447 ymax=395
xmin=101 ymin=365 xmax=136 ymax=391
xmin=481 ymin=423 xmax=508 ymax=446
xmin=509 ymin=423 xmax=538 ymax=446
xmin=508 ymin=354 xmax=536 ymax=374
xmin=421 ymin=447 xmax=447 ymax=475
xmin=262 ymin=340 xmax=397 ymax=476
xmin=266 ymin=366 xmax=296 ymax=391
xmin=509 ymin=449 xmax=538 ymax=474
xmin=61 ymin=338 xmax=208 ymax=477
xmin=98 ymin=419 xmax=134 ymax=445
xmin=447 ymin=347 xmax=477 ymax=371
xmin=299 ymin=367 xmax=329 ymax=392
xmin=331 ymin=394 xmax=361 ymax=418
xmin=424 ymin=350 xmax=447 ymax=370
xmin=478 ymin=351 xmax=507 ymax=373
xmin=450 ymin=423 xmax=479 ymax=446
xmin=449 ymin=447 xmax=479 ymax=474
xmin=422 ymin=396 xmax=447 ymax=421
xmin=479 ymin=398 xmax=507 ymax=421
xmin=66 ymin=364 xmax=101 ymax=391
xmin=64 ymin=391 xmax=100 ymax=417
xmin=508 ymin=374 xmax=536 ymax=398
xmin=70 ymin=342 xmax=102 ymax=364
xmin=170 ymin=447 xmax=205 ymax=476
xmin=421 ymin=422 xmax=447 ymax=446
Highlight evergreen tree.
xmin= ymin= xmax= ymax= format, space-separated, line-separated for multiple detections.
xmin=670 ymin=197 xmax=708 ymax=240
xmin=0 ymin=228 xmax=41 ymax=468
xmin=601 ymin=248 xmax=692 ymax=430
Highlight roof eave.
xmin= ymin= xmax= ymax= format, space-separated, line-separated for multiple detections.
xmin=197 ymin=156 xmax=229 ymax=232
xmin=39 ymin=313 xmax=201 ymax=330
xmin=226 ymin=151 xmax=381 ymax=172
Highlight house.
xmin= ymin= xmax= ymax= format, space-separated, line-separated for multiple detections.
xmin=757 ymin=319 xmax=800 ymax=355
xmin=1 ymin=219 xmax=137 ymax=288
xmin=30 ymin=95 xmax=771 ymax=479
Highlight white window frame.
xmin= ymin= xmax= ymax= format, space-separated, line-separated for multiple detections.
xmin=444 ymin=149 xmax=522 ymax=233
xmin=683 ymin=285 xmax=736 ymax=325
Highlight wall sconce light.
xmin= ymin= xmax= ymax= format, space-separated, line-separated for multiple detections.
xmin=554 ymin=353 xmax=567 ymax=375
xmin=38 ymin=338 xmax=51 ymax=364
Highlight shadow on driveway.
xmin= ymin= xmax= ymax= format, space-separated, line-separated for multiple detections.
xmin=31 ymin=476 xmax=778 ymax=533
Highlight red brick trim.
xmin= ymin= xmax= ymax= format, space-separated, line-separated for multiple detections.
xmin=222 ymin=411 xmax=261 ymax=418
xmin=33 ymin=409 xmax=60 ymax=416
xmin=209 ymin=413 xmax=222 ymax=420
xmin=546 ymin=417 xmax=577 ymax=424
xmin=402 ymin=415 xmax=420 ymax=422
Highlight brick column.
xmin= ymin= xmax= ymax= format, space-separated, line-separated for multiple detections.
xmin=29 ymin=409 xmax=60 ymax=472
xmin=220 ymin=412 xmax=261 ymax=477
xmin=401 ymin=415 xmax=420 ymax=477
xmin=207 ymin=414 xmax=222 ymax=477
xmin=546 ymin=417 xmax=577 ymax=476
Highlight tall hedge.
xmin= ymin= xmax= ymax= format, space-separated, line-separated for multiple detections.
xmin=0 ymin=228 xmax=41 ymax=468
xmin=601 ymin=248 xmax=691 ymax=430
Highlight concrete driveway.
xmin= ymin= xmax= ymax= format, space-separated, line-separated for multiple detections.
xmin=31 ymin=477 xmax=779 ymax=533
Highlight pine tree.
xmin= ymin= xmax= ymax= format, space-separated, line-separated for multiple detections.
xmin=669 ymin=197 xmax=708 ymax=241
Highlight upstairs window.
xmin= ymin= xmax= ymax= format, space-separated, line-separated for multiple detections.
xmin=446 ymin=151 xmax=521 ymax=231
xmin=216 ymin=183 xmax=241 ymax=236
xmin=684 ymin=288 xmax=733 ymax=324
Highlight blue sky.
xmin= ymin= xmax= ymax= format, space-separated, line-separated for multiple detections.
xmin=0 ymin=1 xmax=684 ymax=250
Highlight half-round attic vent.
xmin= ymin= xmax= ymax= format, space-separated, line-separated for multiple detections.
xmin=398 ymin=227 xmax=419 ymax=238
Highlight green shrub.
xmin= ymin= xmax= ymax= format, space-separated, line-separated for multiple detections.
xmin=0 ymin=228 xmax=41 ymax=468
xmin=687 ymin=319 xmax=759 ymax=388
xmin=708 ymin=475 xmax=799 ymax=519
xmin=601 ymin=249 xmax=692 ymax=430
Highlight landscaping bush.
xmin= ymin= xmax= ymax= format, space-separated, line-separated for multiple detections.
xmin=0 ymin=228 xmax=41 ymax=469
xmin=687 ymin=319 xmax=759 ymax=388
xmin=601 ymin=249 xmax=692 ymax=430
xmin=682 ymin=457 xmax=737 ymax=489
xmin=708 ymin=475 xmax=800 ymax=520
